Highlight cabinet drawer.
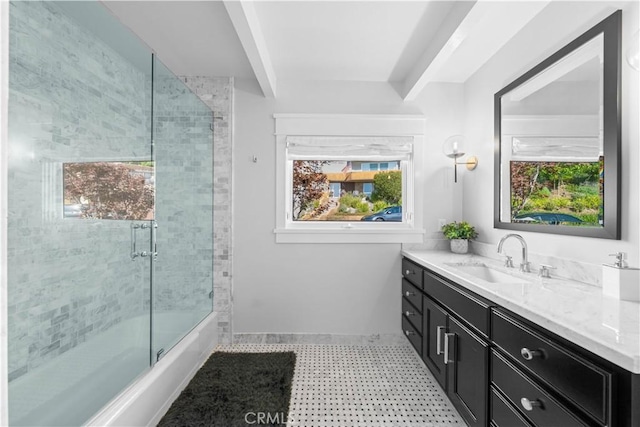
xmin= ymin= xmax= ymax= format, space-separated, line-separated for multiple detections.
xmin=402 ymin=297 xmax=422 ymax=334
xmin=423 ymin=270 xmax=490 ymax=336
xmin=492 ymin=309 xmax=610 ymax=424
xmin=402 ymin=258 xmax=423 ymax=289
xmin=491 ymin=387 xmax=532 ymax=427
xmin=402 ymin=315 xmax=422 ymax=356
xmin=402 ymin=279 xmax=422 ymax=312
xmin=491 ymin=350 xmax=588 ymax=427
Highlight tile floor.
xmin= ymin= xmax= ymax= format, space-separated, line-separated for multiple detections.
xmin=215 ymin=343 xmax=466 ymax=427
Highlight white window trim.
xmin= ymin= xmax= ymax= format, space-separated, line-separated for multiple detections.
xmin=274 ymin=114 xmax=425 ymax=244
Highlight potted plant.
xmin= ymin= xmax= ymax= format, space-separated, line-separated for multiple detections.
xmin=441 ymin=221 xmax=478 ymax=254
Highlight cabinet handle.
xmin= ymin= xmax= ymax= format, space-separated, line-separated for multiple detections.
xmin=443 ymin=333 xmax=455 ymax=364
xmin=521 ymin=347 xmax=543 ymax=360
xmin=404 ymin=291 xmax=415 ymax=297
xmin=436 ymin=326 xmax=446 ymax=355
xmin=405 ymin=330 xmax=415 ymax=336
xmin=405 ymin=310 xmax=415 ymax=317
xmin=520 ymin=397 xmax=543 ymax=411
xmin=405 ymin=269 xmax=415 ymax=276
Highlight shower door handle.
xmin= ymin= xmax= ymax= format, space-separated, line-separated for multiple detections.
xmin=131 ymin=222 xmax=156 ymax=260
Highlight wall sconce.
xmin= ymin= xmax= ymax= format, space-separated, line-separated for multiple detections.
xmin=442 ymin=135 xmax=478 ymax=183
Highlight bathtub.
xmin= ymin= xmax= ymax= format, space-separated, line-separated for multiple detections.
xmin=9 ymin=311 xmax=218 ymax=426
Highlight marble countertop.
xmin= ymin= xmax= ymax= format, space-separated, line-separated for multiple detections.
xmin=402 ymin=250 xmax=640 ymax=374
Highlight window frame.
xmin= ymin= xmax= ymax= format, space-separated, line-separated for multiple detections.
xmin=274 ymin=114 xmax=425 ymax=244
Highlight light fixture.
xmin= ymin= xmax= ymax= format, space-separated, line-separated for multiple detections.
xmin=626 ymin=30 xmax=640 ymax=71
xmin=442 ymin=135 xmax=478 ymax=183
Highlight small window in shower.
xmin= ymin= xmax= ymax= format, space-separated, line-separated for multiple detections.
xmin=63 ymin=161 xmax=155 ymax=220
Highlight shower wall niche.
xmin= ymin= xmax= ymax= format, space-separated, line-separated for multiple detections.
xmin=6 ymin=1 xmax=214 ymax=425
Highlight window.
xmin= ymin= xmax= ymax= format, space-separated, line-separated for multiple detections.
xmin=274 ymin=114 xmax=425 ymax=243
xmin=292 ymin=159 xmax=398 ymax=221
xmin=63 ymin=161 xmax=154 ymax=220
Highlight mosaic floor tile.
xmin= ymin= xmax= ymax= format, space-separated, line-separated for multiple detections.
xmin=215 ymin=344 xmax=467 ymax=427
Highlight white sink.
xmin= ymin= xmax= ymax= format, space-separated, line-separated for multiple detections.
xmin=444 ymin=263 xmax=528 ymax=284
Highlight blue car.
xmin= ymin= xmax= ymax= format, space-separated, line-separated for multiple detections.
xmin=514 ymin=212 xmax=583 ymax=225
xmin=361 ymin=206 xmax=402 ymax=222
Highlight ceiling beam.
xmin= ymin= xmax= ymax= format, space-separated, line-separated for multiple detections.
xmin=401 ymin=1 xmax=550 ymax=101
xmin=223 ymin=1 xmax=276 ymax=98
xmin=401 ymin=1 xmax=476 ymax=101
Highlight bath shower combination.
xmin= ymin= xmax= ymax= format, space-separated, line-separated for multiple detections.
xmin=5 ymin=1 xmax=216 ymax=425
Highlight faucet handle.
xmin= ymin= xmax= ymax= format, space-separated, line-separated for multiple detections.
xmin=503 ymin=255 xmax=514 ymax=268
xmin=538 ymin=264 xmax=556 ymax=278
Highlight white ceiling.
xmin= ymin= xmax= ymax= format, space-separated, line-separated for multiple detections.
xmin=252 ymin=1 xmax=457 ymax=82
xmin=102 ymin=1 xmax=256 ymax=78
xmin=101 ymin=1 xmax=551 ymax=99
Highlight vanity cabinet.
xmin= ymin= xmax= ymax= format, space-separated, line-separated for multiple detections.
xmin=401 ymin=261 xmax=423 ymax=356
xmin=420 ymin=269 xmax=490 ymax=427
xmin=401 ymin=256 xmax=640 ymax=427
xmin=491 ymin=309 xmax=612 ymax=426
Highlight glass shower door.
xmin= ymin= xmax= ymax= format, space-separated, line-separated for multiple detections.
xmin=151 ymin=57 xmax=214 ymax=362
xmin=6 ymin=1 xmax=154 ymax=425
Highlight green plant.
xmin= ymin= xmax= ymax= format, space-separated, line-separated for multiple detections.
xmin=441 ymin=221 xmax=478 ymax=240
xmin=372 ymin=200 xmax=388 ymax=212
xmin=371 ymin=171 xmax=402 ymax=204
xmin=339 ymin=193 xmax=361 ymax=209
xmin=356 ymin=202 xmax=370 ymax=213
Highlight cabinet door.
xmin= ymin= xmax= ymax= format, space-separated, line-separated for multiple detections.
xmin=446 ymin=316 xmax=489 ymax=427
xmin=422 ymin=296 xmax=448 ymax=389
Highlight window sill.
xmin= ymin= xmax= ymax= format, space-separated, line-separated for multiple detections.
xmin=273 ymin=228 xmax=425 ymax=244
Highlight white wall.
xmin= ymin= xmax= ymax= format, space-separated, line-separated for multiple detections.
xmin=462 ymin=2 xmax=640 ymax=267
xmin=233 ymin=79 xmax=463 ymax=335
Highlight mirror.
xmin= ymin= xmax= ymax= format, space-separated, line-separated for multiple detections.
xmin=494 ymin=10 xmax=621 ymax=239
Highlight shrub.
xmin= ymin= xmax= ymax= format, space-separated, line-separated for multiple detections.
xmin=584 ymin=194 xmax=601 ymax=210
xmin=356 ymin=202 xmax=370 ymax=213
xmin=371 ymin=171 xmax=402 ymax=204
xmin=373 ymin=201 xmax=388 ymax=212
xmin=576 ymin=213 xmax=599 ymax=224
xmin=339 ymin=193 xmax=361 ymax=209
xmin=536 ymin=187 xmax=552 ymax=197
xmin=571 ymin=198 xmax=586 ymax=212
xmin=551 ymin=197 xmax=570 ymax=209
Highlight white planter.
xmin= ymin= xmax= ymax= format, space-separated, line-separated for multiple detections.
xmin=450 ymin=239 xmax=469 ymax=254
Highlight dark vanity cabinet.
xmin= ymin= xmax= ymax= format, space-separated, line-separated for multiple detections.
xmin=403 ymin=263 xmax=490 ymax=427
xmin=401 ymin=258 xmax=424 ymax=356
xmin=401 ymin=257 xmax=640 ymax=427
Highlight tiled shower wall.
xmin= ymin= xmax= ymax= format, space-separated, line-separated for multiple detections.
xmin=181 ymin=76 xmax=233 ymax=344
xmin=7 ymin=1 xmax=152 ymax=381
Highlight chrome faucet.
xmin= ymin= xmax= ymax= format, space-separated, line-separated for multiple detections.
xmin=497 ymin=233 xmax=530 ymax=273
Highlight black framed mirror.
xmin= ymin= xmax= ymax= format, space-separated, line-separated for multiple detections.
xmin=494 ymin=10 xmax=621 ymax=239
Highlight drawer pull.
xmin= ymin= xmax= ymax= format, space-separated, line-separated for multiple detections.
xmin=405 ymin=330 xmax=415 ymax=336
xmin=405 ymin=310 xmax=415 ymax=317
xmin=436 ymin=326 xmax=445 ymax=355
xmin=521 ymin=347 xmax=543 ymax=360
xmin=405 ymin=269 xmax=415 ymax=276
xmin=404 ymin=291 xmax=415 ymax=297
xmin=520 ymin=397 xmax=543 ymax=411
xmin=443 ymin=332 xmax=455 ymax=364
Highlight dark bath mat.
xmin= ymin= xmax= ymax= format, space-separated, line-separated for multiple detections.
xmin=157 ymin=352 xmax=296 ymax=427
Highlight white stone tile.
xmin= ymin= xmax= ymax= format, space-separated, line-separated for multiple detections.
xmin=215 ymin=343 xmax=466 ymax=427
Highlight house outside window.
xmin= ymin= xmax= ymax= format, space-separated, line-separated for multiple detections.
xmin=274 ymin=114 xmax=425 ymax=243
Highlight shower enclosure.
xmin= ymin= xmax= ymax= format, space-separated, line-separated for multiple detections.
xmin=5 ymin=1 xmax=214 ymax=425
